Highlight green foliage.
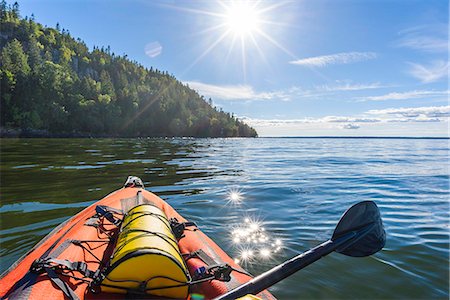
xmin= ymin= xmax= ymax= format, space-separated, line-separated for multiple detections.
xmin=0 ymin=3 xmax=257 ymax=137
xmin=1 ymin=38 xmax=30 ymax=76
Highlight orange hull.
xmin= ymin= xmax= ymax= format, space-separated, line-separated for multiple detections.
xmin=0 ymin=186 xmax=275 ymax=300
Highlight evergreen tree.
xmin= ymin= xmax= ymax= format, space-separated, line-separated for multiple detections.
xmin=0 ymin=3 xmax=257 ymax=137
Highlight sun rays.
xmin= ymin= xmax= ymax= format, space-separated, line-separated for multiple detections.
xmin=164 ymin=0 xmax=293 ymax=80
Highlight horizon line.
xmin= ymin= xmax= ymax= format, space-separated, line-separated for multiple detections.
xmin=258 ymin=136 xmax=449 ymax=139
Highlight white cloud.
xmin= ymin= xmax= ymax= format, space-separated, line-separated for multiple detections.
xmin=397 ymin=35 xmax=447 ymax=53
xmin=322 ymin=116 xmax=380 ymax=123
xmin=342 ymin=123 xmax=360 ymax=130
xmin=367 ymin=105 xmax=450 ymax=120
xmin=185 ymin=80 xmax=390 ymax=102
xmin=289 ymin=52 xmax=377 ymax=67
xmin=241 ymin=117 xmax=314 ymax=126
xmin=407 ymin=60 xmax=449 ymax=83
xmin=242 ymin=106 xmax=449 ymax=137
xmin=243 ymin=106 xmax=449 ymax=128
xmin=411 ymin=117 xmax=441 ymax=122
xmin=242 ymin=116 xmax=381 ymax=126
xmin=318 ymin=82 xmax=389 ymax=92
xmin=359 ymin=90 xmax=449 ymax=101
xmin=144 ymin=41 xmax=162 ymax=58
xmin=184 ymin=81 xmax=278 ymax=101
xmin=396 ymin=25 xmax=447 ymax=53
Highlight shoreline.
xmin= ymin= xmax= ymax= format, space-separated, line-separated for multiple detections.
xmin=0 ymin=128 xmax=257 ymax=138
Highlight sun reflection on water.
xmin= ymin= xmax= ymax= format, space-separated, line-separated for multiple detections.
xmin=227 ymin=188 xmax=243 ymax=205
xmin=224 ymin=187 xmax=284 ymax=265
xmin=230 ymin=216 xmax=284 ymax=265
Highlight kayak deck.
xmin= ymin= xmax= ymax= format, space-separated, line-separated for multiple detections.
xmin=0 ymin=185 xmax=275 ymax=300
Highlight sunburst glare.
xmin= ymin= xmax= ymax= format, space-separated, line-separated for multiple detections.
xmin=227 ymin=188 xmax=243 ymax=204
xmin=166 ymin=0 xmax=294 ymax=77
xmin=224 ymin=1 xmax=261 ymax=37
xmin=230 ymin=216 xmax=284 ymax=266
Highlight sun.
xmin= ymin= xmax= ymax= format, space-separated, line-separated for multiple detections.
xmin=165 ymin=1 xmax=293 ymax=78
xmin=224 ymin=1 xmax=261 ymax=37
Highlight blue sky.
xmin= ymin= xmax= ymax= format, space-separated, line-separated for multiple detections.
xmin=15 ymin=0 xmax=449 ymax=136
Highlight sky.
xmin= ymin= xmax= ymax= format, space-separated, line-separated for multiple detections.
xmin=14 ymin=0 xmax=449 ymax=137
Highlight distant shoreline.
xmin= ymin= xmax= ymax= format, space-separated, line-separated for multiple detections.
xmin=0 ymin=128 xmax=257 ymax=139
xmin=0 ymin=129 xmax=447 ymax=140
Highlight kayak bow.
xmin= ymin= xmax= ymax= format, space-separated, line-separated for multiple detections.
xmin=0 ymin=177 xmax=275 ymax=300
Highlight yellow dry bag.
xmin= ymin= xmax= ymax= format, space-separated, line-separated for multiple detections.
xmin=101 ymin=204 xmax=190 ymax=298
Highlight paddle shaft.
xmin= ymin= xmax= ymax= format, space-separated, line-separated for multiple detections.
xmin=214 ymin=232 xmax=357 ymax=300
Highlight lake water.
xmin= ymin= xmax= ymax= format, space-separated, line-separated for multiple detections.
xmin=0 ymin=138 xmax=449 ymax=299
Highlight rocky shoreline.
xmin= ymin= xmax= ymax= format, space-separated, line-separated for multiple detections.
xmin=0 ymin=127 xmax=258 ymax=138
xmin=0 ymin=127 xmax=99 ymax=138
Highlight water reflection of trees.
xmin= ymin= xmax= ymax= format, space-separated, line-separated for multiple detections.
xmin=1 ymin=138 xmax=220 ymax=205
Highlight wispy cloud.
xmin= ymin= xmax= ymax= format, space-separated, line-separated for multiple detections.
xmin=396 ymin=24 xmax=447 ymax=53
xmin=184 ymin=81 xmax=280 ymax=101
xmin=318 ymin=82 xmax=390 ymax=92
xmin=281 ymin=82 xmax=390 ymax=100
xmin=367 ymin=105 xmax=450 ymax=121
xmin=144 ymin=41 xmax=162 ymax=58
xmin=185 ymin=80 xmax=390 ymax=102
xmin=407 ymin=60 xmax=449 ymax=83
xmin=243 ymin=116 xmax=380 ymax=126
xmin=342 ymin=123 xmax=360 ymax=130
xmin=322 ymin=116 xmax=380 ymax=123
xmin=289 ymin=52 xmax=377 ymax=67
xmin=243 ymin=105 xmax=449 ymax=129
xmin=358 ymin=90 xmax=449 ymax=102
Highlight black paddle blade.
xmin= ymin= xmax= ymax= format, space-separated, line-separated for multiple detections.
xmin=332 ymin=201 xmax=385 ymax=257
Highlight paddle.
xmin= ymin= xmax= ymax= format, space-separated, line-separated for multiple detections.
xmin=214 ymin=200 xmax=386 ymax=300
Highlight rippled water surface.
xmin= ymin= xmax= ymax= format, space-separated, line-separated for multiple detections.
xmin=1 ymin=138 xmax=449 ymax=299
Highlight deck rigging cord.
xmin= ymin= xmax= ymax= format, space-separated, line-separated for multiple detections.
xmin=28 ymin=201 xmax=240 ymax=300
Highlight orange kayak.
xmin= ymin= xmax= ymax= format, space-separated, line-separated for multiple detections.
xmin=0 ymin=177 xmax=275 ymax=300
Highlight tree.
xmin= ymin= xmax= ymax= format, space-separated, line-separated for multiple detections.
xmin=27 ymin=36 xmax=42 ymax=68
xmin=11 ymin=1 xmax=19 ymax=18
xmin=1 ymin=39 xmax=30 ymax=77
xmin=0 ymin=4 xmax=258 ymax=137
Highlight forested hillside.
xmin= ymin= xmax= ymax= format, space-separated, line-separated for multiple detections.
xmin=0 ymin=2 xmax=257 ymax=137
